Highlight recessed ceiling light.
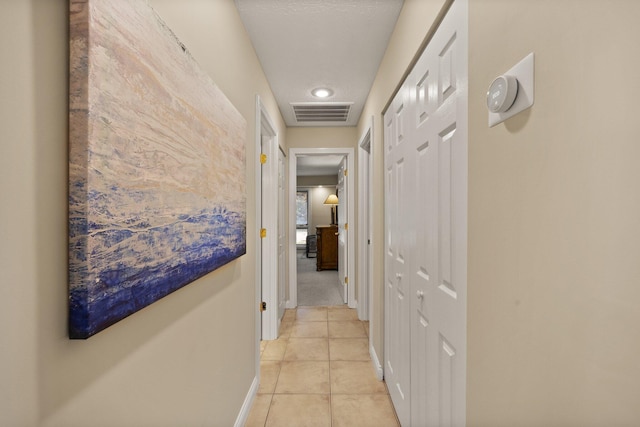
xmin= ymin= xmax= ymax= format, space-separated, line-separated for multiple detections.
xmin=312 ymin=88 xmax=333 ymax=98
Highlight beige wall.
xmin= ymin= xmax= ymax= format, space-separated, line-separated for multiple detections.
xmin=297 ymin=176 xmax=339 ymax=236
xmin=359 ymin=0 xmax=640 ymax=423
xmin=297 ymin=185 xmax=338 ymax=237
xmin=287 ymin=126 xmax=358 ymax=149
xmin=357 ymin=0 xmax=450 ymax=367
xmin=0 ymin=0 xmax=285 ymax=426
xmin=297 ymin=175 xmax=339 ymax=187
xmin=6 ymin=0 xmax=638 ymax=424
xmin=467 ymin=0 xmax=640 ymax=425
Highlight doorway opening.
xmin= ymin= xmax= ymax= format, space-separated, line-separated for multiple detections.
xmin=296 ymin=158 xmax=343 ymax=306
xmin=288 ymin=148 xmax=355 ymax=309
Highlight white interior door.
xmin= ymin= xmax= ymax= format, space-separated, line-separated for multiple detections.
xmin=409 ymin=3 xmax=467 ymax=424
xmin=261 ymin=132 xmax=279 ymax=340
xmin=384 ymin=84 xmax=413 ymax=427
xmin=260 ymin=135 xmax=273 ymax=339
xmin=337 ymin=158 xmax=347 ymax=303
xmin=384 ymin=1 xmax=467 ymax=425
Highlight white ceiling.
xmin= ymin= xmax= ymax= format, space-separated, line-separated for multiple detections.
xmin=296 ymin=154 xmax=345 ymax=176
xmin=234 ymin=0 xmax=404 ymax=128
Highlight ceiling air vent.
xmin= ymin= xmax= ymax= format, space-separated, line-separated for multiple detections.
xmin=291 ymin=102 xmax=352 ymax=123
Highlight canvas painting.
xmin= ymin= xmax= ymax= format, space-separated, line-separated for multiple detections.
xmin=69 ymin=0 xmax=247 ymax=338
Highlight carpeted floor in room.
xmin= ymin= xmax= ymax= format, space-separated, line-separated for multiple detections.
xmin=297 ymin=250 xmax=344 ymax=307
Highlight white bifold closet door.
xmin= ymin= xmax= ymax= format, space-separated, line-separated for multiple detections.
xmin=384 ymin=0 xmax=468 ymax=426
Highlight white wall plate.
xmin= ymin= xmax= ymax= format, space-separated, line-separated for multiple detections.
xmin=488 ymin=52 xmax=534 ymax=127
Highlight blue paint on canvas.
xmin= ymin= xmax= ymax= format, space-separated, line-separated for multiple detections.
xmin=69 ymin=198 xmax=246 ymax=338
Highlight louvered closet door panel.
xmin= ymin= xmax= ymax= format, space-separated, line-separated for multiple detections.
xmin=383 ymin=85 xmax=413 ymax=427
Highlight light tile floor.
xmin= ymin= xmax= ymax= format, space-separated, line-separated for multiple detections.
xmin=246 ymin=306 xmax=400 ymax=427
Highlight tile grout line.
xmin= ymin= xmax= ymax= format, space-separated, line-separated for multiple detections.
xmin=327 ymin=317 xmax=333 ymax=426
xmin=261 ymin=393 xmax=273 ymax=427
xmin=256 ymin=306 xmax=398 ymax=426
xmin=261 ymin=310 xmax=290 ymax=426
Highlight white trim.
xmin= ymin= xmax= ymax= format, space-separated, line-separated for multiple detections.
xmin=254 ymin=96 xmax=262 ymax=378
xmin=357 ymin=116 xmax=374 ymax=322
xmin=256 ymin=95 xmax=279 ymax=343
xmin=288 ymin=147 xmax=355 ymax=308
xmin=370 ymin=343 xmax=384 ymax=381
xmin=346 ymin=152 xmax=355 ymax=309
xmin=277 ymin=148 xmax=287 ymax=324
xmin=234 ymin=376 xmax=259 ymax=427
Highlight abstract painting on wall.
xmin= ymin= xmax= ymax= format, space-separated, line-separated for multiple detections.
xmin=68 ymin=0 xmax=247 ymax=339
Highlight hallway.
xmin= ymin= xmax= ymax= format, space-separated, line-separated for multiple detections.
xmin=246 ymin=306 xmax=398 ymax=426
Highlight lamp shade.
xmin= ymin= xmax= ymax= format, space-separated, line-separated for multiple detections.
xmin=323 ymin=194 xmax=339 ymax=205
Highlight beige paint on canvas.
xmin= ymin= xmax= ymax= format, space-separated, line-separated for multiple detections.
xmin=69 ymin=0 xmax=248 ymax=338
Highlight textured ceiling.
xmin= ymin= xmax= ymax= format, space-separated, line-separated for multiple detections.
xmin=235 ymin=0 xmax=404 ymax=127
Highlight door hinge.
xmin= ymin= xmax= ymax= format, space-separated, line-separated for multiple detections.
xmin=344 ymin=223 xmax=348 ymax=231
xmin=260 ymin=228 xmax=267 ymax=238
xmin=260 ymin=301 xmax=266 ymax=312
xmin=345 ymin=276 xmax=349 ymax=284
xmin=344 ymin=169 xmax=348 ymax=176
xmin=260 ymin=153 xmax=267 ymax=164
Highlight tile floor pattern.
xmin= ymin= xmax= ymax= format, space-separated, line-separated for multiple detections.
xmin=246 ymin=306 xmax=400 ymax=427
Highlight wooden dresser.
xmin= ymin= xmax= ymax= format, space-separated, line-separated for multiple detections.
xmin=316 ymin=225 xmax=338 ymax=271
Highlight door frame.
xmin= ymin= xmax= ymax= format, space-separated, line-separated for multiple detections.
xmin=255 ymin=95 xmax=280 ymax=343
xmin=337 ymin=157 xmax=348 ymax=304
xmin=357 ymin=116 xmax=374 ymax=322
xmin=277 ymin=147 xmax=287 ymax=323
xmin=288 ymin=147 xmax=355 ymax=308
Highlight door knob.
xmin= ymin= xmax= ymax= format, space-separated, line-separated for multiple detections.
xmin=416 ymin=290 xmax=424 ymax=299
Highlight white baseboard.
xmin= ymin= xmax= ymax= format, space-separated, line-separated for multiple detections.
xmin=286 ymin=299 xmax=296 ymax=309
xmin=370 ymin=343 xmax=383 ymax=381
xmin=234 ymin=375 xmax=259 ymax=427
